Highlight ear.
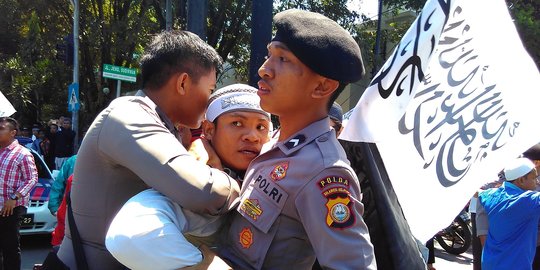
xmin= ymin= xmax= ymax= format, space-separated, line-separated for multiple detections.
xmin=312 ymin=78 xmax=339 ymax=99
xmin=202 ymin=120 xmax=216 ymax=141
xmin=176 ymin=73 xmax=190 ymax=95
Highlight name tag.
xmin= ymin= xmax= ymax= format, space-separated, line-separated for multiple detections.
xmin=237 ymin=174 xmax=288 ymax=233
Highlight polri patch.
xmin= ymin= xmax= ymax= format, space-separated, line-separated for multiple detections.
xmin=270 ymin=162 xmax=289 ymax=181
xmin=324 ymin=188 xmax=355 ymax=229
xmin=239 ymin=227 xmax=254 ymax=249
xmin=240 ymin=199 xmax=263 ymax=221
xmin=284 ymin=134 xmax=306 ymax=149
xmin=317 ymin=175 xmax=350 ymax=189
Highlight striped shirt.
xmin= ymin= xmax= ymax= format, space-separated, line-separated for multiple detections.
xmin=0 ymin=139 xmax=38 ymax=207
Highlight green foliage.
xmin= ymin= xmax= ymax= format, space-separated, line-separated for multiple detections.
xmin=2 ymin=0 xmax=537 ymax=131
xmin=508 ymin=0 xmax=540 ymax=68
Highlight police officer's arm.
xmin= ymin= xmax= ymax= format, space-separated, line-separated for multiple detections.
xmin=296 ymin=167 xmax=376 ymax=269
xmin=99 ymin=100 xmax=239 ymax=215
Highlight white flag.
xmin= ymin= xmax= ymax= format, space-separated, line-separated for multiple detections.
xmin=340 ymin=0 xmax=540 ymax=243
xmin=0 ymin=91 xmax=16 ymax=117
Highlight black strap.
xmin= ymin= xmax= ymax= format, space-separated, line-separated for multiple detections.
xmin=66 ymin=192 xmax=89 ymax=270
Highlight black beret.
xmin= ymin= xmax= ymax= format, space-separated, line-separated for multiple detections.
xmin=523 ymin=143 xmax=540 ymax=160
xmin=272 ymin=9 xmax=365 ymax=83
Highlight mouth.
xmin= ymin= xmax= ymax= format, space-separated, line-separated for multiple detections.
xmin=238 ymin=146 xmax=260 ymax=157
xmin=257 ymin=80 xmax=271 ymax=95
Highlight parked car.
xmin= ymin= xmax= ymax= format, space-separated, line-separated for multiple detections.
xmin=18 ymin=144 xmax=57 ymax=235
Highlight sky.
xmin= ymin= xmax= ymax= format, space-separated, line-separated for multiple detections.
xmin=348 ymin=0 xmax=379 ymax=19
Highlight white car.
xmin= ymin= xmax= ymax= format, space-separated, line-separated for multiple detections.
xmin=19 ymin=147 xmax=57 ymax=235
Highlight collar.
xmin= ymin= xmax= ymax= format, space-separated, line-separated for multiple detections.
xmin=276 ymin=117 xmax=332 ymax=156
xmin=503 ymin=180 xmax=525 ymax=192
xmin=1 ymin=139 xmax=19 ymax=151
xmin=223 ymin=167 xmax=244 ymax=182
xmin=137 ymin=90 xmax=178 ymax=136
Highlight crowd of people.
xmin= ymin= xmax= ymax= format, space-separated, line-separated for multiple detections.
xmin=14 ymin=117 xmax=77 ymax=171
xmin=2 ymin=7 xmax=540 ymax=270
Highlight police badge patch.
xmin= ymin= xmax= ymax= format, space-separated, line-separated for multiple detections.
xmin=270 ymin=162 xmax=289 ymax=181
xmin=240 ymin=199 xmax=263 ymax=221
xmin=239 ymin=227 xmax=254 ymax=249
xmin=323 ymin=187 xmax=355 ymax=229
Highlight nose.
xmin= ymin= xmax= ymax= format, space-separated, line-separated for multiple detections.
xmin=258 ymin=59 xmax=273 ymax=79
xmin=242 ymin=129 xmax=261 ymax=143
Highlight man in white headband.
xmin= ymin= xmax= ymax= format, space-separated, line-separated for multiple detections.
xmin=105 ymin=84 xmax=271 ymax=270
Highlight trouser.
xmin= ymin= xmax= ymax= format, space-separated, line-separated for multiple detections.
xmin=471 ymin=213 xmax=482 ymax=270
xmin=426 ymin=238 xmax=435 ymax=264
xmin=0 ymin=206 xmax=27 ymax=270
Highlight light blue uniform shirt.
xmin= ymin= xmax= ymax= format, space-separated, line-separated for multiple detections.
xmin=478 ymin=181 xmax=540 ymax=269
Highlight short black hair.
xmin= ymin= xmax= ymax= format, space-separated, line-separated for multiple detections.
xmin=0 ymin=117 xmax=19 ymax=131
xmin=140 ymin=30 xmax=223 ymax=91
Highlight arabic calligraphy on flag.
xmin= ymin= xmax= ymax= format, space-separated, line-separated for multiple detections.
xmin=340 ymin=0 xmax=540 ymax=242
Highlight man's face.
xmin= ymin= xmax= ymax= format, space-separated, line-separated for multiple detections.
xmin=522 ymin=169 xmax=540 ymax=191
xmin=257 ymin=41 xmax=321 ymax=116
xmin=50 ymin=125 xmax=58 ymax=134
xmin=204 ymin=111 xmax=271 ymax=172
xmin=0 ymin=122 xmax=16 ymax=146
xmin=63 ymin=120 xmax=72 ymax=130
xmin=178 ymin=69 xmax=217 ymax=129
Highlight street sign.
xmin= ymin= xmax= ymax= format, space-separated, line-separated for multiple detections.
xmin=68 ymin=83 xmax=80 ymax=112
xmin=102 ymin=64 xmax=137 ymax=83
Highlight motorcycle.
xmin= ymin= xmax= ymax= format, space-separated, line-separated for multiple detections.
xmin=435 ymin=209 xmax=472 ymax=255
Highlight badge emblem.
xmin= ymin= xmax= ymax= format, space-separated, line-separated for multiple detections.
xmin=284 ymin=134 xmax=306 ymax=149
xmin=324 ymin=188 xmax=355 ymax=229
xmin=239 ymin=227 xmax=253 ymax=249
xmin=240 ymin=199 xmax=263 ymax=221
xmin=270 ymin=162 xmax=289 ymax=181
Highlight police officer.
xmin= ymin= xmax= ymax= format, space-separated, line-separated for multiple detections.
xmin=218 ymin=9 xmax=377 ymax=269
xmin=57 ymin=31 xmax=239 ymax=269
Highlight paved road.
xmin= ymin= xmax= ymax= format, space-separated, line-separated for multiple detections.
xmin=21 ymin=234 xmax=475 ymax=270
xmin=433 ymin=241 xmax=474 ymax=270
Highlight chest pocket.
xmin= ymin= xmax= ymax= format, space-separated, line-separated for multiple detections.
xmin=237 ymin=177 xmax=288 ymax=233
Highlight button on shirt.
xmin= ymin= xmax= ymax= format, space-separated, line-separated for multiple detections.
xmin=222 ymin=118 xmax=376 ymax=269
xmin=478 ymin=181 xmax=540 ymax=269
xmin=0 ymin=139 xmax=38 ymax=207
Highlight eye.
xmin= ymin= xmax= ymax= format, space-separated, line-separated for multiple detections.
xmin=232 ymin=121 xmax=242 ymax=127
xmin=257 ymin=124 xmax=267 ymax=131
xmin=279 ymin=56 xmax=288 ymax=62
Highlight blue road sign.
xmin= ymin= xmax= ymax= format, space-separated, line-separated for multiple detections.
xmin=68 ymin=83 xmax=80 ymax=112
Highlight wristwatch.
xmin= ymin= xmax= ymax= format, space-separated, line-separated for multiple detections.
xmin=9 ymin=193 xmax=18 ymax=200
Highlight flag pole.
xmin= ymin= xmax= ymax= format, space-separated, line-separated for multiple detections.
xmin=371 ymin=0 xmax=384 ymax=79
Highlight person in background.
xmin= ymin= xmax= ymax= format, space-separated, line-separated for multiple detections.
xmin=521 ymin=144 xmax=540 ymax=269
xmin=30 ymin=128 xmax=44 ymax=156
xmin=0 ymin=117 xmax=38 ymax=270
xmin=477 ymin=157 xmax=540 ymax=269
xmin=50 ymin=174 xmax=74 ymax=248
xmin=328 ymin=101 xmax=344 ymax=137
xmin=48 ymin=155 xmax=77 ymax=216
xmin=45 ymin=123 xmax=58 ymax=170
xmin=54 ymin=118 xmax=75 ymax=170
xmin=31 ymin=126 xmax=40 ymax=141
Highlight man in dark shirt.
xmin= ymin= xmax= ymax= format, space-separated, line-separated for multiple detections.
xmin=54 ymin=118 xmax=75 ymax=170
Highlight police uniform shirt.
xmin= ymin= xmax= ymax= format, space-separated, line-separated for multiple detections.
xmin=58 ymin=90 xmax=239 ymax=270
xmin=222 ymin=118 xmax=377 ymax=269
